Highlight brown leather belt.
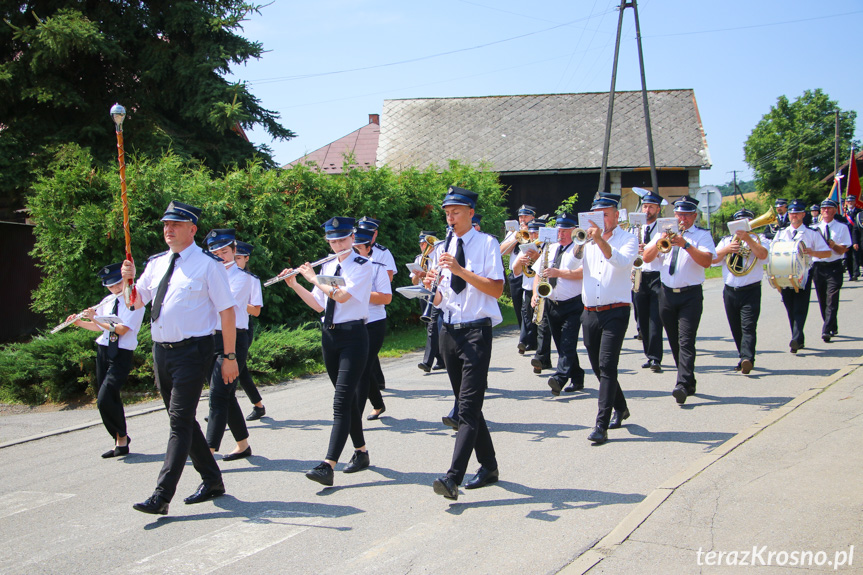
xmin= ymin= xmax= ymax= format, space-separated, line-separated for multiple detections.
xmin=584 ymin=302 xmax=630 ymax=312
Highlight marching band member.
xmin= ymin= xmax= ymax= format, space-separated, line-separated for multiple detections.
xmin=282 ymin=217 xmax=373 ymax=486
xmin=579 ymin=195 xmax=638 ymax=444
xmin=811 ymin=199 xmax=852 ymax=343
xmin=712 ymin=210 xmax=768 ymax=374
xmin=632 ymin=190 xmax=666 ymax=373
xmin=425 ymin=186 xmax=504 ymax=500
xmin=123 ymin=201 xmax=237 ymax=515
xmin=510 ymin=219 xmax=542 ymax=354
xmin=770 ymin=199 xmax=830 ymax=353
xmin=66 ymin=262 xmax=145 ymax=458
xmin=233 ymin=241 xmax=266 ymax=421
xmin=413 ymin=231 xmax=445 ymax=372
xmin=357 ymin=216 xmax=396 ymax=281
xmin=204 ymin=229 xmax=255 ymax=461
xmin=532 ymin=212 xmax=585 ymax=396
xmin=352 ymin=227 xmax=393 ymax=421
xmin=842 ymin=196 xmax=861 ymax=281
xmin=501 ymin=205 xmax=537 ymax=344
xmin=809 ymin=204 xmax=821 ymax=228
xmin=472 ymin=214 xmax=482 ymax=230
xmin=642 ymin=196 xmax=716 ymax=405
xmin=765 ymin=198 xmax=790 ymax=239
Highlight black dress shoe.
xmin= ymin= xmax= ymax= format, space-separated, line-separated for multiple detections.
xmin=223 ymin=446 xmax=252 ymax=461
xmin=305 ymin=462 xmax=334 ymax=486
xmin=517 ymin=342 xmax=526 ymax=354
xmin=133 ymin=494 xmax=169 ymax=515
xmin=465 ymin=467 xmax=499 ymax=489
xmin=822 ymin=334 xmax=831 ymax=343
xmin=432 ymin=476 xmax=459 ymax=500
xmin=790 ymin=339 xmax=800 ymax=353
xmin=740 ymin=359 xmax=753 ymax=375
xmin=531 ymin=358 xmax=544 ymax=374
xmin=547 ymin=377 xmax=563 ymax=396
xmin=432 ymin=363 xmax=446 ymax=370
xmin=650 ymin=361 xmax=663 ymax=373
xmin=102 ymin=436 xmax=131 ymax=458
xmin=343 ymin=450 xmax=370 ymax=473
xmin=184 ymin=481 xmax=226 ymax=504
xmin=563 ymin=381 xmax=584 ymax=393
xmin=418 ymin=362 xmax=431 ymax=373
xmin=245 ymin=405 xmax=266 ymax=421
xmin=366 ymin=406 xmax=386 ymax=420
xmin=641 ymin=360 xmax=652 ymax=369
xmin=587 ymin=427 xmax=608 ymax=444
xmin=608 ymin=409 xmax=630 ymax=429
xmin=672 ymin=384 xmax=688 ymax=405
xmin=442 ymin=416 xmax=459 ymax=430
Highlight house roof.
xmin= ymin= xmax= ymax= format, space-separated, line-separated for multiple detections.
xmin=287 ymin=116 xmax=380 ymax=173
xmin=377 ymin=90 xmax=711 ymax=173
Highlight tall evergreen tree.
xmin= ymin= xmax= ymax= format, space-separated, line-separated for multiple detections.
xmin=0 ymin=1 xmax=295 ymax=217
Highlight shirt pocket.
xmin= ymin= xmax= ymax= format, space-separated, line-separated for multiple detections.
xmin=171 ymin=278 xmax=205 ymax=309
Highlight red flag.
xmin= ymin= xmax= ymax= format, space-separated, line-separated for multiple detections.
xmin=848 ymin=150 xmax=862 ymax=210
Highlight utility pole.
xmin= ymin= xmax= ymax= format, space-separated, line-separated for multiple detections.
xmin=596 ymin=0 xmax=657 ymax=198
xmin=834 ymin=111 xmax=840 ymax=178
xmin=727 ymin=170 xmax=744 ymax=204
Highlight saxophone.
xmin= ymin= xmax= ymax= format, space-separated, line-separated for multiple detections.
xmin=533 ymin=243 xmax=552 ymax=325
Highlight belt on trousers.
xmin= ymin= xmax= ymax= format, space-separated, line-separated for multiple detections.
xmin=322 ymin=319 xmax=365 ymax=330
xmin=812 ymin=260 xmax=844 ymax=268
xmin=584 ymin=302 xmax=630 ymax=312
xmin=443 ymin=318 xmax=492 ymax=330
xmin=215 ymin=329 xmax=248 ymax=334
xmin=154 ymin=335 xmax=212 ymax=350
xmin=724 ymin=282 xmax=761 ymax=292
xmin=662 ymin=284 xmax=702 ymax=294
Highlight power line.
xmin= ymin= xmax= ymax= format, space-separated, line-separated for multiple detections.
xmin=645 ymin=10 xmax=863 ymax=39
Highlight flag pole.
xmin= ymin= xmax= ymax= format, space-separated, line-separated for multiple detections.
xmin=111 ymin=103 xmax=137 ymax=309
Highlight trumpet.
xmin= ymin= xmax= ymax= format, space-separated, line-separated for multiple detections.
xmin=514 ymin=230 xmax=532 ymax=244
xmin=418 ymin=235 xmax=440 ymax=271
xmin=50 ymin=292 xmax=121 ymax=334
xmin=264 ymin=249 xmax=353 ymax=287
xmin=656 ymin=226 xmax=677 ymax=253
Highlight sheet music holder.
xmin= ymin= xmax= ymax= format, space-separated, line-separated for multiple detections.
xmin=316 ymin=275 xmax=346 ymax=288
xmin=396 ymin=285 xmax=434 ymax=301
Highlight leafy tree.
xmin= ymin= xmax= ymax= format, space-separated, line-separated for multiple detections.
xmin=716 ymin=180 xmax=755 ymax=197
xmin=743 ymin=89 xmax=857 ymax=205
xmin=0 ymin=1 xmax=295 ymax=216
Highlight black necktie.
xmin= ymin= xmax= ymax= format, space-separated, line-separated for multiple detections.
xmin=550 ymin=243 xmax=569 ymax=287
xmin=108 ymin=297 xmax=120 ymax=358
xmin=151 ymin=252 xmax=179 ymax=321
xmin=324 ymin=264 xmax=342 ymax=327
xmin=643 ymin=224 xmax=652 ymax=244
xmin=825 ymin=223 xmax=831 ymax=242
xmin=452 ymin=239 xmax=466 ymax=294
xmin=668 ymin=234 xmax=681 ymax=276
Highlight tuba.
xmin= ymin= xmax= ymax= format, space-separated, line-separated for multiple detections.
xmin=726 ymin=208 xmax=777 ymax=277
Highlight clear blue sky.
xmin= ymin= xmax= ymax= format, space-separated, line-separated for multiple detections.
xmin=228 ymin=0 xmax=862 ymax=188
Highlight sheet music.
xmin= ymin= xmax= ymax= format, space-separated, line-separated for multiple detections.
xmin=727 ymin=219 xmax=751 ymax=234
xmin=578 ymin=211 xmax=605 ymax=232
xmin=504 ymin=219 xmax=519 ymax=232
xmin=617 ymin=208 xmax=628 ymax=222
xmin=629 ymin=212 xmax=647 ymax=226
xmin=406 ymin=262 xmax=424 ymax=274
xmin=538 ymin=227 xmax=558 ymax=243
xmin=316 ymin=275 xmax=346 ymax=288
xmin=655 ymin=217 xmax=679 ymax=235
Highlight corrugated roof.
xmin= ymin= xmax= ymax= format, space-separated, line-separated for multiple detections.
xmin=377 ymin=90 xmax=711 ymax=173
xmin=287 ymin=118 xmax=380 ymax=173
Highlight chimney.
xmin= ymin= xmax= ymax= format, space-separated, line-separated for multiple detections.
xmin=369 ymin=113 xmax=380 ymax=125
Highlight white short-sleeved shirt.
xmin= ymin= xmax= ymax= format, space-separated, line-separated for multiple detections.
xmin=772 ymin=224 xmax=830 ymax=256
xmin=533 ymin=241 xmax=583 ymax=302
xmin=435 ymin=228 xmax=504 ymax=326
xmin=581 ymin=226 xmax=638 ymax=307
xmin=811 ymin=219 xmax=852 ymax=263
xmin=366 ymin=248 xmax=392 ymax=323
xmin=374 ymin=243 xmax=397 ymax=277
xmin=639 ymin=220 xmax=663 ymax=273
xmin=646 ymin=226 xmax=717 ymax=289
xmin=95 ymin=293 xmax=146 ymax=351
xmin=510 ymin=246 xmax=539 ymax=291
xmin=217 ymin=263 xmax=255 ymax=330
xmin=312 ymin=254 xmax=373 ymax=324
xmin=716 ymin=234 xmax=766 ymax=287
xmin=136 ymin=243 xmax=236 ymax=343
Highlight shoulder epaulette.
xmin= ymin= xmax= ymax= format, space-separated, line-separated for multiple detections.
xmin=204 ymin=251 xmax=223 ymax=262
xmin=374 ymin=242 xmax=388 ymax=251
xmin=239 ymin=267 xmax=259 ymax=279
xmin=371 ymin=261 xmax=386 ymax=266
xmin=147 ymin=250 xmax=168 ymax=262
xmin=354 ymin=256 xmax=369 ymax=265
xmin=694 ymin=225 xmax=707 ymax=231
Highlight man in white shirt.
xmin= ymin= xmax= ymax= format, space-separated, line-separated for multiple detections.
xmin=122 ymin=201 xmax=238 ymax=515
xmin=811 ymin=199 xmax=852 ymax=342
xmin=579 ymin=194 xmax=638 ymax=444
xmin=532 ymin=212 xmax=585 ymax=396
xmin=425 ymin=186 xmax=504 ymax=501
xmin=642 ymin=196 xmax=716 ymax=405
xmin=632 ymin=190 xmax=667 ymax=373
xmin=770 ymin=199 xmax=831 ymax=353
xmin=713 ymin=209 xmax=769 ymax=374
xmin=500 ymin=204 xmax=538 ymax=340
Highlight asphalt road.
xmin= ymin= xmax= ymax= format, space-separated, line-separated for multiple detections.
xmin=1 ymin=277 xmax=861 ymax=575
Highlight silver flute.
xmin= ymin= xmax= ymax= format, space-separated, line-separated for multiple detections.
xmin=263 ymin=249 xmax=353 ymax=287
xmin=50 ymin=292 xmax=121 ymax=334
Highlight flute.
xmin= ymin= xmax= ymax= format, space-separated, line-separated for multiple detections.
xmin=263 ymin=249 xmax=353 ymax=287
xmin=50 ymin=293 xmax=121 ymax=334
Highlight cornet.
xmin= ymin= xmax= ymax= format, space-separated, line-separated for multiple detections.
xmin=656 ymin=226 xmax=677 ymax=253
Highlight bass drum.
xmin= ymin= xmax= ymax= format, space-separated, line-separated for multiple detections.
xmin=767 ymin=240 xmax=810 ymax=292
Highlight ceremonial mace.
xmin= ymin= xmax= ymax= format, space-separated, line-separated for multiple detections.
xmin=111 ymin=103 xmax=138 ymax=308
